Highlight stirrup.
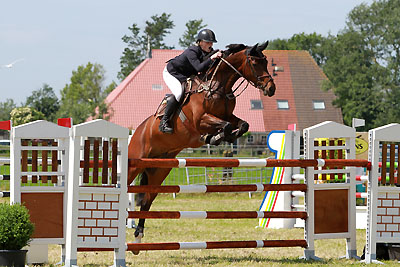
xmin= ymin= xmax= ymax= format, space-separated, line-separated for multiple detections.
xmin=159 ymin=120 xmax=173 ymax=134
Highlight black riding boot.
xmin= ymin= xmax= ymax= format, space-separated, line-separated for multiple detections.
xmin=159 ymin=97 xmax=179 ymax=134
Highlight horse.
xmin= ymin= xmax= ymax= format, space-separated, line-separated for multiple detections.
xmin=127 ymin=41 xmax=276 ymax=250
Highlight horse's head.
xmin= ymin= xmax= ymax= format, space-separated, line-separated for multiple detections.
xmin=244 ymin=42 xmax=276 ymax=97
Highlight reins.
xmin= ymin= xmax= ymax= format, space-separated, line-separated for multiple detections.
xmin=200 ymin=53 xmax=273 ymax=99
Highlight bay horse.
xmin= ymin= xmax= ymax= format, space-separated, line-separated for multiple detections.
xmin=127 ymin=41 xmax=276 ymax=249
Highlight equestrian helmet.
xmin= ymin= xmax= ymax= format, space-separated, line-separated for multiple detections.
xmin=196 ymin=29 xmax=217 ymax=43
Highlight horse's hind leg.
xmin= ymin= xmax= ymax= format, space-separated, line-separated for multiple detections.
xmin=132 ymin=167 xmax=172 ymax=255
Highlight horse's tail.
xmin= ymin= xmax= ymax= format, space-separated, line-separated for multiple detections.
xmin=135 ymin=171 xmax=148 ymax=206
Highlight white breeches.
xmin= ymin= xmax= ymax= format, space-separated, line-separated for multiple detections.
xmin=163 ymin=66 xmax=183 ymax=102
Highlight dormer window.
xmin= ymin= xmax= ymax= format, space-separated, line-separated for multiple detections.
xmin=277 ymin=100 xmax=289 ymax=110
xmin=152 ymin=84 xmax=163 ymax=90
xmin=313 ymin=100 xmax=325 ymax=110
xmin=250 ymin=100 xmax=263 ymax=110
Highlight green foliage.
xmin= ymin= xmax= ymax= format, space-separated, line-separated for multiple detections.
xmin=10 ymin=107 xmax=45 ymax=126
xmin=269 ymin=0 xmax=400 ymax=130
xmin=344 ymin=0 xmax=400 ymax=126
xmin=57 ymin=62 xmax=113 ymax=124
xmin=118 ymin=13 xmax=175 ymax=80
xmin=0 ymin=99 xmax=16 ymax=137
xmin=268 ymin=32 xmax=331 ymax=66
xmin=0 ymin=203 xmax=34 ymax=250
xmin=320 ymin=0 xmax=400 ymax=129
xmin=321 ymin=30 xmax=385 ymax=130
xmin=179 ymin=19 xmax=207 ymax=48
xmin=0 ymin=99 xmax=16 ymax=121
xmin=25 ymin=83 xmax=59 ymax=122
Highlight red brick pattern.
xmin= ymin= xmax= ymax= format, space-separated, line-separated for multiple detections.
xmin=77 ymin=193 xmax=120 ymax=243
xmin=376 ymin=192 xmax=400 ymax=238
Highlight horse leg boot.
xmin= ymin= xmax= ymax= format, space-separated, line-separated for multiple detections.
xmin=210 ymin=122 xmax=233 ymax=146
xmin=159 ymin=96 xmax=179 ymax=134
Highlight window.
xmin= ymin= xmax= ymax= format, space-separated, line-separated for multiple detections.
xmin=247 ymin=135 xmax=254 ymax=143
xmin=313 ymin=100 xmax=325 ymax=110
xmin=250 ymin=100 xmax=263 ymax=110
xmin=261 ymin=135 xmax=267 ymax=144
xmin=152 ymin=84 xmax=163 ymax=90
xmin=277 ymin=100 xmax=289 ymax=110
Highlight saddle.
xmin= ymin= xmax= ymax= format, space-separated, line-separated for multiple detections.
xmin=155 ymin=76 xmax=213 ymax=118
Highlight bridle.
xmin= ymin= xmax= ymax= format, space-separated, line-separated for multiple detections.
xmin=245 ymin=55 xmax=274 ymax=91
xmin=204 ymin=52 xmax=274 ymax=99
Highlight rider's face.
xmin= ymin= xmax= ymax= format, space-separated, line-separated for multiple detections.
xmin=199 ymin=40 xmax=213 ymax=53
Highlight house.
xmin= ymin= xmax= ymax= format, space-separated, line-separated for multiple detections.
xmin=105 ymin=49 xmax=342 ymax=145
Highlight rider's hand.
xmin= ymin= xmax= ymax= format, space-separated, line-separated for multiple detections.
xmin=211 ymin=51 xmax=222 ymax=60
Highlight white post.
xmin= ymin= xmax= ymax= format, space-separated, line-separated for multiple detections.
xmin=10 ymin=126 xmax=21 ymax=204
xmin=64 ymin=127 xmax=81 ymax=267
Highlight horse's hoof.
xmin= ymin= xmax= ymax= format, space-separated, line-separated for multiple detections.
xmin=237 ymin=122 xmax=249 ymax=137
xmin=134 ymin=226 xmax=144 ymax=238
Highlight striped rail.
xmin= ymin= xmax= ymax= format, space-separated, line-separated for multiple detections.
xmin=0 ymin=191 xmax=10 ymax=198
xmin=127 ymin=158 xmax=370 ymax=169
xmin=126 ymin=240 xmax=308 ymax=251
xmin=128 ymin=183 xmax=307 ymax=194
xmin=291 ymin=191 xmax=368 ymax=199
xmin=0 ymin=175 xmax=10 ymax=180
xmin=128 ymin=210 xmax=307 ymax=219
xmin=78 ymin=239 xmax=308 ymax=252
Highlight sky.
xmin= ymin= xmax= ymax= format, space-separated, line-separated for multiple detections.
xmin=1 ymin=0 xmax=374 ymax=104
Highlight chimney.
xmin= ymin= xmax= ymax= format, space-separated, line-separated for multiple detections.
xmin=146 ymin=35 xmax=152 ymax=58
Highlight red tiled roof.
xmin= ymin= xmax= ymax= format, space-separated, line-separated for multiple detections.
xmin=261 ymin=51 xmax=299 ymax=131
xmin=106 ymin=49 xmax=268 ymax=132
xmin=106 ymin=49 xmax=342 ymax=132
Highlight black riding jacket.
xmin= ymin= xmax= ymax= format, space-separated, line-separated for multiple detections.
xmin=166 ymin=45 xmax=213 ymax=83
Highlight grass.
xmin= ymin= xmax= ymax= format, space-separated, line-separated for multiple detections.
xmin=18 ymin=192 xmax=396 ymax=266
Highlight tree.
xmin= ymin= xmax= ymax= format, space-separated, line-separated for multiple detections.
xmin=57 ymin=62 xmax=113 ymax=124
xmin=179 ymin=19 xmax=207 ymax=48
xmin=118 ymin=13 xmax=175 ymax=80
xmin=0 ymin=99 xmax=16 ymax=121
xmin=322 ymin=0 xmax=400 ymax=128
xmin=10 ymin=107 xmax=45 ymax=126
xmin=25 ymin=84 xmax=59 ymax=122
xmin=344 ymin=0 xmax=400 ymax=126
xmin=268 ymin=32 xmax=331 ymax=66
xmin=321 ymin=31 xmax=384 ymax=130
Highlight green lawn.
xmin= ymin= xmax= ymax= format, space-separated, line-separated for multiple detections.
xmin=8 ymin=193 xmax=392 ymax=266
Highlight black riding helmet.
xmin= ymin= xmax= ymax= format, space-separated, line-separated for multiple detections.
xmin=196 ymin=29 xmax=217 ymax=43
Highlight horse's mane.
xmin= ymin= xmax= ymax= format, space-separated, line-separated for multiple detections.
xmin=223 ymin=44 xmax=247 ymax=57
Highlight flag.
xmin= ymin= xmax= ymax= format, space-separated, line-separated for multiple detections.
xmin=0 ymin=120 xmax=11 ymax=130
xmin=57 ymin=118 xmax=72 ymax=128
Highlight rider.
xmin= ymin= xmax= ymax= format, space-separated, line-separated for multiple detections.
xmin=160 ymin=29 xmax=223 ymax=134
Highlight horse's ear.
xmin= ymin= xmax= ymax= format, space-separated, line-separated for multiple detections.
xmin=259 ymin=41 xmax=269 ymax=51
xmin=248 ymin=43 xmax=259 ymax=56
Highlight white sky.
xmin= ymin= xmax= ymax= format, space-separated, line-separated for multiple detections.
xmin=0 ymin=0 xmax=374 ymax=104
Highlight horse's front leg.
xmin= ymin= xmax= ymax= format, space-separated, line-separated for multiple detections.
xmin=229 ymin=114 xmax=249 ymax=138
xmin=199 ymin=113 xmax=233 ymax=146
xmin=223 ymin=114 xmax=249 ymax=143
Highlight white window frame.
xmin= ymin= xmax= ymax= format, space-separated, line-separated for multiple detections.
xmin=313 ymin=100 xmax=326 ymax=110
xmin=277 ymin=100 xmax=289 ymax=110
